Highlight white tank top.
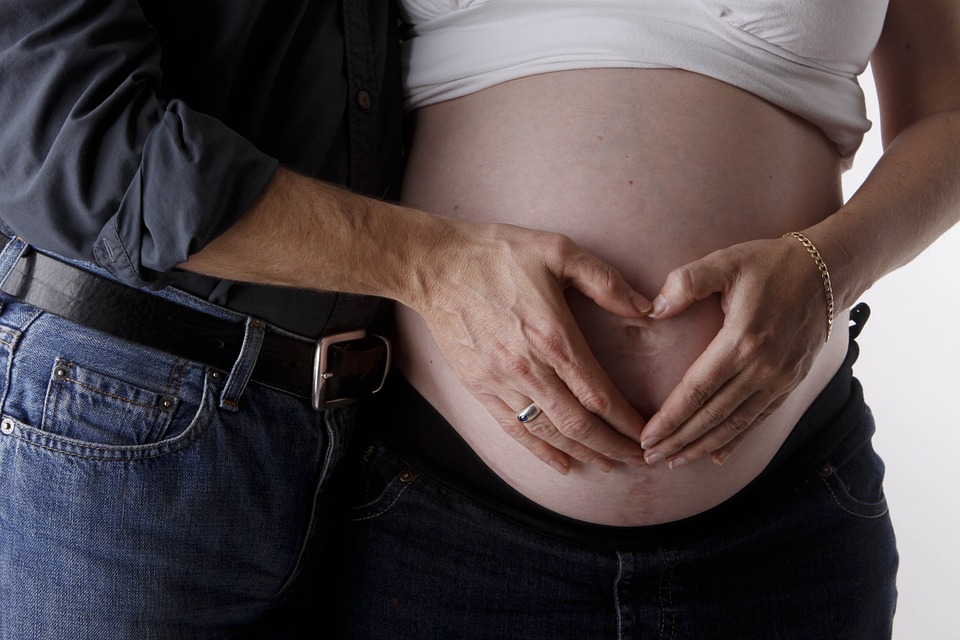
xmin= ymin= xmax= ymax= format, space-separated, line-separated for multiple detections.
xmin=398 ymin=0 xmax=889 ymax=160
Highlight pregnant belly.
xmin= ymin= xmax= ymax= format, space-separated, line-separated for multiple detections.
xmin=396 ymin=68 xmax=850 ymax=525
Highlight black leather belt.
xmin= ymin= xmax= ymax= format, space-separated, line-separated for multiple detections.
xmin=0 ymin=248 xmax=390 ymax=409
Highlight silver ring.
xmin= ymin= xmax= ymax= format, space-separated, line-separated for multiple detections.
xmin=516 ymin=403 xmax=541 ymax=423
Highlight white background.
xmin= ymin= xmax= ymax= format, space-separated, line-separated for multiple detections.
xmin=843 ymin=69 xmax=960 ymax=640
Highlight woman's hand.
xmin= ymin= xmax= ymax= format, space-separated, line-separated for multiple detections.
xmin=411 ymin=220 xmax=653 ymax=474
xmin=638 ymin=235 xmax=832 ymax=468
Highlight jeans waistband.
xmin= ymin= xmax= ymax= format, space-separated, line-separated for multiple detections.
xmin=372 ymin=338 xmax=868 ymax=550
xmin=0 ymin=238 xmax=390 ymax=409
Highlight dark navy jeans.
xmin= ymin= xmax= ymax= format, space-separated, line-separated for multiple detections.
xmin=331 ymin=408 xmax=898 ymax=639
xmin=0 ymin=238 xmax=350 ymax=638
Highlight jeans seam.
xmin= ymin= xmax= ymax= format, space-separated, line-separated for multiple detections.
xmin=614 ymin=551 xmax=625 ymax=640
xmin=4 ymin=415 xmax=208 ymax=461
xmin=0 ymin=327 xmax=15 ymax=347
xmin=56 ymin=368 xmax=171 ymax=411
xmin=163 ymin=359 xmax=186 ymax=401
xmin=154 ymin=359 xmax=186 ymax=442
xmin=48 ymin=362 xmax=65 ymax=435
xmin=275 ymin=408 xmax=347 ymax=598
xmin=349 ymin=478 xmax=414 ymax=522
xmin=818 ymin=475 xmax=889 ymax=519
xmin=1 ymin=374 xmax=218 ymax=461
xmin=273 ymin=450 xmax=324 ymax=597
xmin=658 ymin=548 xmax=677 ymax=639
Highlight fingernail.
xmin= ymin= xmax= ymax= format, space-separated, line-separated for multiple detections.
xmin=644 ymin=452 xmax=664 ymax=465
xmin=626 ymin=455 xmax=647 ymax=466
xmin=631 ymin=293 xmax=653 ymax=314
xmin=640 ymin=437 xmax=660 ymax=450
xmin=713 ymin=451 xmax=729 ymax=466
xmin=593 ymin=458 xmax=614 ymax=473
xmin=549 ymin=460 xmax=570 ymax=475
xmin=648 ymin=295 xmax=667 ymax=318
xmin=668 ymin=458 xmax=687 ymax=470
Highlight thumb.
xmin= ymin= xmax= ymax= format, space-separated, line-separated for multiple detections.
xmin=648 ymin=253 xmax=733 ymax=319
xmin=563 ymin=252 xmax=653 ymax=317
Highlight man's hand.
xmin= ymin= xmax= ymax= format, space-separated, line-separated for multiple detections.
xmin=180 ymin=168 xmax=652 ymax=473
xmin=408 ymin=220 xmax=653 ymax=473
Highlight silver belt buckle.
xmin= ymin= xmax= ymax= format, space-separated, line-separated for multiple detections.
xmin=311 ymin=329 xmax=391 ymax=410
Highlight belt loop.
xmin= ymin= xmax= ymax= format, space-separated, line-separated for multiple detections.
xmin=0 ymin=237 xmax=30 ymax=288
xmin=848 ymin=302 xmax=871 ymax=340
xmin=219 ymin=317 xmax=266 ymax=412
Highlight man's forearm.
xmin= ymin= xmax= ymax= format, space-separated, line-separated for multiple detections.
xmin=179 ymin=166 xmax=436 ymax=305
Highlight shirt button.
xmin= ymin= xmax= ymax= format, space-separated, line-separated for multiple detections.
xmin=356 ymin=90 xmax=372 ymax=110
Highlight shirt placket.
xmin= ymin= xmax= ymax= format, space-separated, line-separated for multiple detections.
xmin=341 ymin=0 xmax=379 ymax=195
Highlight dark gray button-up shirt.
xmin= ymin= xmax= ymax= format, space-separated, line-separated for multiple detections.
xmin=0 ymin=0 xmax=403 ymax=335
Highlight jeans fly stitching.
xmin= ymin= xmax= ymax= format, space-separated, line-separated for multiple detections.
xmin=273 ymin=415 xmax=330 ymax=597
xmin=658 ymin=548 xmax=677 ymax=639
xmin=614 ymin=551 xmax=625 ymax=640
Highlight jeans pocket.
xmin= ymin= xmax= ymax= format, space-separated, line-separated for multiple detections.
xmin=3 ymin=354 xmax=216 ymax=463
xmin=0 ymin=307 xmax=218 ymax=459
xmin=817 ymin=441 xmax=889 ymax=520
xmin=347 ymin=440 xmax=420 ymax=521
xmin=42 ymin=358 xmax=181 ymax=446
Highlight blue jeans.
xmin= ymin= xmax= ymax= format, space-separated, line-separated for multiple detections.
xmin=0 ymin=239 xmax=349 ymax=638
xmin=331 ymin=408 xmax=898 ymax=639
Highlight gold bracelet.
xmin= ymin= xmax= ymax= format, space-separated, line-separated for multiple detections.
xmin=783 ymin=232 xmax=834 ymax=343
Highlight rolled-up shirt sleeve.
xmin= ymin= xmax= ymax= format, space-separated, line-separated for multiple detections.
xmin=0 ymin=0 xmax=279 ymax=287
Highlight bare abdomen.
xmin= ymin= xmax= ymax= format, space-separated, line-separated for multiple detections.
xmin=396 ymin=68 xmax=850 ymax=525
